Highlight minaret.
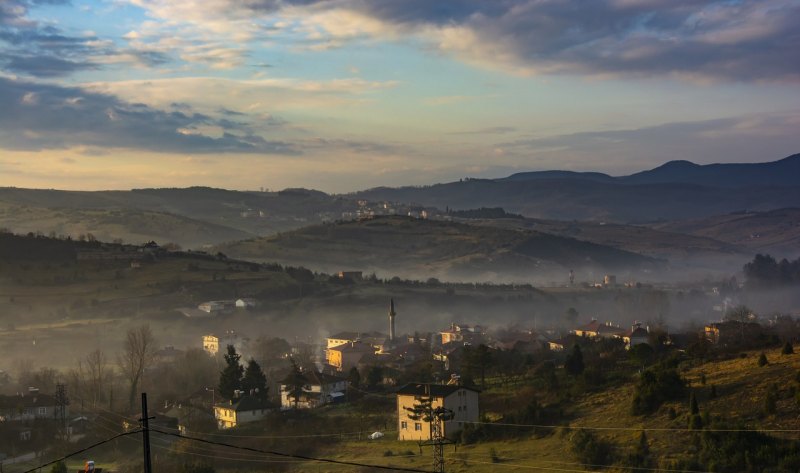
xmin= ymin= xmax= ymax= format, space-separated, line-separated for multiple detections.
xmin=388 ymin=298 xmax=396 ymax=342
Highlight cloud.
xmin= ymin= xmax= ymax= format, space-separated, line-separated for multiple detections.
xmin=0 ymin=0 xmax=174 ymax=77
xmin=498 ymin=112 xmax=800 ymax=172
xmin=148 ymin=0 xmax=799 ymax=82
xmin=0 ymin=76 xmax=297 ymax=154
xmin=449 ymin=126 xmax=517 ymax=135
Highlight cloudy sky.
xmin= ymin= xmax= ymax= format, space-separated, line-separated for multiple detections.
xmin=1 ymin=0 xmax=799 ymax=192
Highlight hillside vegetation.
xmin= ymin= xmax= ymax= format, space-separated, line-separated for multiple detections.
xmin=215 ymin=216 xmax=659 ymax=282
xmin=649 ymin=208 xmax=800 ymax=258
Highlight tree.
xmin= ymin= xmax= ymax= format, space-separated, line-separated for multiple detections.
xmin=764 ymin=384 xmax=778 ymax=415
xmin=366 ymin=366 xmax=383 ymax=389
xmin=758 ymin=352 xmax=769 ymax=367
xmin=472 ymin=344 xmax=493 ymax=388
xmin=118 ymin=324 xmax=156 ymax=410
xmin=241 ymin=358 xmax=268 ymax=401
xmin=782 ymin=342 xmax=794 ymax=355
xmin=81 ymin=349 xmax=109 ymax=408
xmin=282 ymin=358 xmax=309 ymax=409
xmin=50 ymin=461 xmax=68 ymax=473
xmin=565 ymin=345 xmax=584 ymax=376
xmin=688 ymin=391 xmax=702 ymax=429
xmin=218 ymin=345 xmax=243 ymax=400
xmin=565 ymin=307 xmax=579 ymax=325
xmin=348 ymin=367 xmax=361 ymax=388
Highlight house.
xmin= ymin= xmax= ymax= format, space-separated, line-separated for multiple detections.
xmin=572 ymin=319 xmax=625 ymax=338
xmin=618 ymin=324 xmax=650 ymax=349
xmin=0 ymin=391 xmax=66 ymax=422
xmin=154 ymin=346 xmax=184 ymax=364
xmin=326 ymin=331 xmax=387 ymax=351
xmin=203 ymin=335 xmax=220 ymax=355
xmin=198 ymin=300 xmax=234 ymax=313
xmin=279 ymin=371 xmax=348 ymax=410
xmin=235 ymin=298 xmax=259 ymax=309
xmin=213 ymin=394 xmax=272 ymax=429
xmin=396 ymin=383 xmax=479 ymax=441
xmin=337 ymin=271 xmax=363 ymax=281
xmin=326 ymin=341 xmax=378 ymax=372
xmin=439 ymin=324 xmax=486 ymax=345
xmin=203 ymin=331 xmax=247 ymax=356
xmin=704 ymin=321 xmax=763 ymax=345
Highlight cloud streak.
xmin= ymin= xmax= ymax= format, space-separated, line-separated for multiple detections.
xmin=0 ymin=76 xmax=297 ymax=154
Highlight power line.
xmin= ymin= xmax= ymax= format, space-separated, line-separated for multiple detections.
xmin=449 ymin=457 xmax=715 ymax=473
xmin=461 ymin=453 xmax=716 ymax=473
xmin=459 ymin=420 xmax=800 ymax=433
xmin=151 ymin=428 xmax=434 ymax=473
xmin=155 ymin=423 xmax=396 ymax=439
xmin=19 ymin=430 xmax=142 ymax=473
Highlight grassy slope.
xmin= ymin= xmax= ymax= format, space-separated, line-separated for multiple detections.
xmin=0 ymin=202 xmax=253 ymax=248
xmin=649 ymin=208 xmax=800 ymax=258
xmin=314 ymin=347 xmax=800 ymax=472
xmin=216 ymin=216 xmax=657 ymax=281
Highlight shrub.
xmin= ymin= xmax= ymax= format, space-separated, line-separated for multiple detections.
xmin=631 ymin=367 xmax=686 ymax=415
xmin=782 ymin=342 xmax=794 ymax=355
xmin=758 ymin=352 xmax=769 ymax=367
xmin=570 ymin=430 xmax=615 ymax=467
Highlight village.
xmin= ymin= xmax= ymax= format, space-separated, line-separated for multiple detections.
xmin=3 ymin=288 xmax=796 ymax=468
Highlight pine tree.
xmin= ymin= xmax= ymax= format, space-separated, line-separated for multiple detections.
xmin=241 ymin=358 xmax=268 ymax=401
xmin=758 ymin=352 xmax=769 ymax=367
xmin=218 ymin=345 xmax=244 ymax=400
xmin=690 ymin=391 xmax=699 ymax=415
xmin=348 ymin=366 xmax=361 ymax=388
xmin=282 ymin=358 xmax=309 ymax=409
xmin=782 ymin=342 xmax=794 ymax=355
xmin=565 ymin=344 xmax=585 ymax=376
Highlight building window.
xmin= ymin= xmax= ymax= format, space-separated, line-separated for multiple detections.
xmin=38 ymin=407 xmax=47 ymax=415
xmin=401 ymin=421 xmax=408 ymax=429
xmin=414 ymin=423 xmax=422 ymax=431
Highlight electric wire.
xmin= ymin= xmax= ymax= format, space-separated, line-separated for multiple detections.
xmin=151 ymin=427 xmax=434 ymax=473
xmin=18 ymin=430 xmax=142 ymax=473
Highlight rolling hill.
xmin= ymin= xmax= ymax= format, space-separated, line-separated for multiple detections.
xmin=215 ymin=216 xmax=659 ymax=283
xmin=0 ymin=186 xmax=355 ymax=247
xmin=648 ymin=208 xmax=800 ymax=258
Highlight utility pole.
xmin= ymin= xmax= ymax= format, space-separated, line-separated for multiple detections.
xmin=54 ymin=384 xmax=69 ymax=442
xmin=140 ymin=393 xmax=154 ymax=473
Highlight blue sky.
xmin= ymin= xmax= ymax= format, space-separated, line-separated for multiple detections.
xmin=1 ymin=0 xmax=799 ymax=192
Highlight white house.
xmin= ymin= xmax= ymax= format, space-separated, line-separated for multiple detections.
xmin=280 ymin=371 xmax=348 ymax=410
xmin=235 ymin=298 xmax=258 ymax=309
xmin=213 ymin=395 xmax=272 ymax=429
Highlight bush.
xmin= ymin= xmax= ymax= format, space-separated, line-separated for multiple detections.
xmin=631 ymin=367 xmax=686 ymax=415
xmin=758 ymin=352 xmax=769 ymax=367
xmin=783 ymin=342 xmax=794 ymax=355
xmin=570 ymin=430 xmax=615 ymax=467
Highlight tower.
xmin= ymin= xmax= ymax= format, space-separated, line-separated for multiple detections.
xmin=389 ymin=298 xmax=396 ymax=341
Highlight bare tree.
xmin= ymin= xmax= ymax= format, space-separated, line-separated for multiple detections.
xmin=78 ymin=349 xmax=110 ymax=408
xmin=118 ymin=325 xmax=156 ymax=410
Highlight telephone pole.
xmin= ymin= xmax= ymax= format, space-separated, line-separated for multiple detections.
xmin=140 ymin=393 xmax=154 ymax=473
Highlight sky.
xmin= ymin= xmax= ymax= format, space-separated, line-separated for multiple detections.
xmin=1 ymin=0 xmax=799 ymax=192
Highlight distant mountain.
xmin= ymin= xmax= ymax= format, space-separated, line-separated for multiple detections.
xmin=502 ymin=170 xmax=615 ymax=183
xmin=215 ymin=216 xmax=659 ymax=283
xmin=350 ymin=154 xmax=800 ymax=223
xmin=648 ymin=208 xmax=800 ymax=258
xmin=620 ymin=154 xmax=800 ymax=187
